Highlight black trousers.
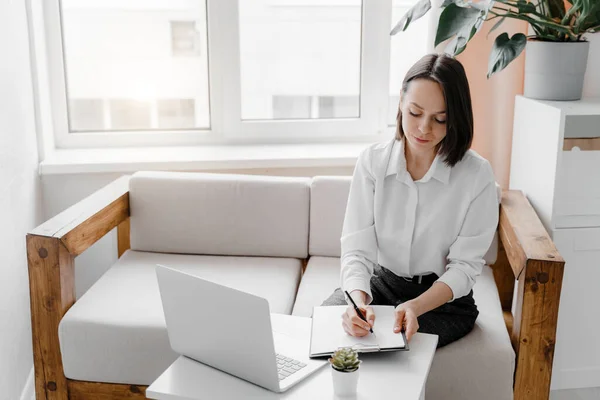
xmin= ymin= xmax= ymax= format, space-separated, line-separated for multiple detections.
xmin=322 ymin=265 xmax=479 ymax=348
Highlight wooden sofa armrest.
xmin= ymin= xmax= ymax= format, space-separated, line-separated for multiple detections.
xmin=493 ymin=190 xmax=565 ymax=400
xmin=27 ymin=175 xmax=131 ymax=400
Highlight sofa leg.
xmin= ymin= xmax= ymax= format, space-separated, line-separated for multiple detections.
xmin=512 ymin=259 xmax=564 ymax=400
xmin=27 ymin=235 xmax=75 ymax=400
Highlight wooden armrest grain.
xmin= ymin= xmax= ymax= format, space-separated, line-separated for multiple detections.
xmin=29 ymin=175 xmax=131 ymax=256
xmin=498 ymin=190 xmax=565 ymax=400
xmin=499 ymin=190 xmax=563 ymax=279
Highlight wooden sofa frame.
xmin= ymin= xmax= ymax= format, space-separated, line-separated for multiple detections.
xmin=27 ymin=175 xmax=565 ymax=400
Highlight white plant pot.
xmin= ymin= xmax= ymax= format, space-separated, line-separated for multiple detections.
xmin=582 ymin=34 xmax=600 ymax=97
xmin=331 ymin=367 xmax=359 ymax=397
xmin=524 ymin=40 xmax=590 ymax=101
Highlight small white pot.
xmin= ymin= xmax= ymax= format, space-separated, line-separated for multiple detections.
xmin=331 ymin=367 xmax=359 ymax=397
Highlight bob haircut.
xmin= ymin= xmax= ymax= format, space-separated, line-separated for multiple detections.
xmin=396 ymin=53 xmax=473 ymax=167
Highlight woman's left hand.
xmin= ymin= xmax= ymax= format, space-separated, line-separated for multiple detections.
xmin=393 ymin=301 xmax=420 ymax=342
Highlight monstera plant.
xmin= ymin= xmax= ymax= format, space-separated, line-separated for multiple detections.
xmin=392 ymin=0 xmax=600 ymax=79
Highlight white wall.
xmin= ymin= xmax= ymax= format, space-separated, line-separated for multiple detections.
xmin=0 ymin=1 xmax=43 ymax=400
xmin=583 ymin=34 xmax=600 ymax=98
xmin=42 ymin=166 xmax=353 ymax=298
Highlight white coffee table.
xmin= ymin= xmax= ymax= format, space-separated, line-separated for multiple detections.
xmin=147 ymin=314 xmax=438 ymax=400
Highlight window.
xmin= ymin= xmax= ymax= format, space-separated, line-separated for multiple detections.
xmin=272 ymin=96 xmax=312 ymax=119
xmin=171 ymin=21 xmax=202 ymax=57
xmin=39 ymin=0 xmax=432 ymax=148
xmin=272 ymin=95 xmax=360 ymax=119
xmin=157 ymin=99 xmax=197 ymax=129
xmin=389 ymin=95 xmax=400 ymax=124
xmin=109 ymin=99 xmax=152 ymax=130
xmin=318 ymin=96 xmax=360 ymax=119
xmin=238 ymin=0 xmax=362 ymax=121
xmin=55 ymin=0 xmax=210 ymax=139
xmin=69 ymin=99 xmax=105 ymax=131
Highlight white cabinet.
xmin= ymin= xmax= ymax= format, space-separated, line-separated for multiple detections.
xmin=510 ymin=96 xmax=600 ymax=390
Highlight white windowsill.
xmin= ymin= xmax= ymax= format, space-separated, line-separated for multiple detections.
xmin=39 ymin=143 xmax=373 ymax=175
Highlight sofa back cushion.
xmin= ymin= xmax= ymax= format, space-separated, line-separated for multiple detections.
xmin=309 ymin=177 xmax=352 ymax=257
xmin=308 ymin=176 xmax=501 ymax=265
xmin=129 ymin=171 xmax=310 ymax=258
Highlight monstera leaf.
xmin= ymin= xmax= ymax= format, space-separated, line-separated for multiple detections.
xmin=487 ymin=33 xmax=527 ymax=78
xmin=435 ymin=3 xmax=489 ymax=55
xmin=390 ymin=0 xmax=431 ymax=35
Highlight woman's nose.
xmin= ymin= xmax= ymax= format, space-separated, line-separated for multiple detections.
xmin=418 ymin=120 xmax=432 ymax=134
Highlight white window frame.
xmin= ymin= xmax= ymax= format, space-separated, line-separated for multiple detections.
xmin=36 ymin=0 xmax=432 ymax=149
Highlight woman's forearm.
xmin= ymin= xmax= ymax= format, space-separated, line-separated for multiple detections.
xmin=349 ymin=290 xmax=369 ymax=307
xmin=409 ymin=282 xmax=453 ymax=317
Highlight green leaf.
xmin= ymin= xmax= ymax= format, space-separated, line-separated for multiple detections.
xmin=578 ymin=1 xmax=600 ymax=31
xmin=391 ymin=0 xmax=432 ymax=35
xmin=436 ymin=2 xmax=491 ymax=55
xmin=516 ymin=0 xmax=537 ymax=14
xmin=441 ymin=0 xmax=472 ymax=6
xmin=487 ymin=33 xmax=527 ymax=78
xmin=435 ymin=3 xmax=483 ymax=47
xmin=445 ymin=25 xmax=477 ymax=55
xmin=547 ymin=0 xmax=566 ymax=19
xmin=505 ymin=11 xmax=574 ymax=37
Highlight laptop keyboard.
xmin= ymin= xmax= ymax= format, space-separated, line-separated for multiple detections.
xmin=276 ymin=353 xmax=307 ymax=381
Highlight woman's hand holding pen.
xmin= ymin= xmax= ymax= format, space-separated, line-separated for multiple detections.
xmin=341 ymin=290 xmax=375 ymax=337
xmin=342 ymin=304 xmax=375 ymax=337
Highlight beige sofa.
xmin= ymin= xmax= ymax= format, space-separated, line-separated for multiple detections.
xmin=27 ymin=171 xmax=565 ymax=400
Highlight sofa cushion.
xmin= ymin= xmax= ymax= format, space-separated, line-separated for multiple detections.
xmin=59 ymin=250 xmax=303 ymax=385
xmin=129 ymin=171 xmax=310 ymax=258
xmin=292 ymin=257 xmax=515 ymax=400
xmin=291 ymin=256 xmax=342 ymax=317
xmin=308 ymin=177 xmax=351 ymax=257
xmin=307 ymin=176 xmax=503 ymax=263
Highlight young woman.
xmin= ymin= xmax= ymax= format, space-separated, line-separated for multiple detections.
xmin=322 ymin=53 xmax=499 ymax=348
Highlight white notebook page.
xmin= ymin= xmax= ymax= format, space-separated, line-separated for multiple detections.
xmin=310 ymin=305 xmax=407 ymax=356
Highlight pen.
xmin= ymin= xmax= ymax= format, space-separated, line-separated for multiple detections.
xmin=344 ymin=290 xmax=374 ymax=334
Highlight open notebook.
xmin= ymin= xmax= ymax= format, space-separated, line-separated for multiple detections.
xmin=309 ymin=305 xmax=409 ymax=358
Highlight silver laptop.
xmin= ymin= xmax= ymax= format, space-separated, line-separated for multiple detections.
xmin=155 ymin=264 xmax=327 ymax=393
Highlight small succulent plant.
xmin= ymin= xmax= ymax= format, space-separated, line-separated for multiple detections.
xmin=328 ymin=347 xmax=361 ymax=373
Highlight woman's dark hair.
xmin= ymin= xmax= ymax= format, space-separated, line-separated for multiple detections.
xmin=395 ymin=53 xmax=473 ymax=167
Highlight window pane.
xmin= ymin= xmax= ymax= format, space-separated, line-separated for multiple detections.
xmin=69 ymin=99 xmax=105 ymax=131
xmin=239 ymin=0 xmax=362 ymax=121
xmin=60 ymin=0 xmax=210 ymax=132
xmin=318 ymin=96 xmax=359 ymax=118
xmin=157 ymin=99 xmax=196 ymax=129
xmin=389 ymin=0 xmax=430 ymax=124
xmin=171 ymin=21 xmax=202 ymax=57
xmin=109 ymin=99 xmax=151 ymax=130
xmin=272 ymin=96 xmax=312 ymax=119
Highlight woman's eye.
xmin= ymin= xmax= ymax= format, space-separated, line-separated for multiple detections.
xmin=435 ymin=119 xmax=446 ymax=124
xmin=409 ymin=111 xmax=421 ymax=117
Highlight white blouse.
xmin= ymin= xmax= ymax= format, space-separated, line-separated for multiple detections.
xmin=341 ymin=138 xmax=499 ymax=303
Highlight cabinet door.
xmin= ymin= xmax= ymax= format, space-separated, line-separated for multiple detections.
xmin=551 ymin=227 xmax=600 ymax=389
xmin=554 ymin=150 xmax=600 ymax=228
